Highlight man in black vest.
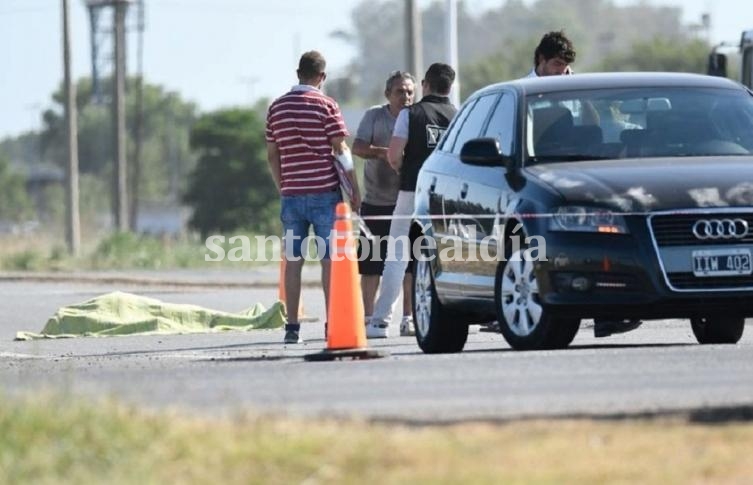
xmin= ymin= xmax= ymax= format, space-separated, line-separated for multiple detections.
xmin=366 ymin=63 xmax=457 ymax=338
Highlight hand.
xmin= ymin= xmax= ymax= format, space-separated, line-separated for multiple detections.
xmin=350 ymin=192 xmax=362 ymax=214
xmin=374 ymin=147 xmax=389 ymax=162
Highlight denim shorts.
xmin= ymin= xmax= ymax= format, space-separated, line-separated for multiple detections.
xmin=280 ymin=190 xmax=341 ymax=259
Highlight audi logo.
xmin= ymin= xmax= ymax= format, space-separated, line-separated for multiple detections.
xmin=692 ymin=218 xmax=749 ymax=240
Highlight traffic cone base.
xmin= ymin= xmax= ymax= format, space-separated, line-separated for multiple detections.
xmin=303 ymin=348 xmax=389 ymax=362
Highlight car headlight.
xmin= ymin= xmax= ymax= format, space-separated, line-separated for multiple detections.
xmin=548 ymin=206 xmax=629 ymax=234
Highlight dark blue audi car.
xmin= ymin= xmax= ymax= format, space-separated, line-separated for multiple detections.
xmin=410 ymin=72 xmax=753 ymax=352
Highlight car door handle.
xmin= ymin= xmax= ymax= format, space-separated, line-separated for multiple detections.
xmin=428 ymin=177 xmax=437 ymax=194
xmin=460 ymin=183 xmax=469 ymax=199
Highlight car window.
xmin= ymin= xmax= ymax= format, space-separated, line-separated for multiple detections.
xmin=450 ymin=94 xmax=499 ymax=155
xmin=439 ymin=98 xmax=477 ymax=152
xmin=525 ymin=87 xmax=753 ymax=163
xmin=483 ymin=93 xmax=515 ymax=156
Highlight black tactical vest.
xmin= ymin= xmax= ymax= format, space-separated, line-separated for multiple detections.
xmin=400 ymin=95 xmax=457 ymax=191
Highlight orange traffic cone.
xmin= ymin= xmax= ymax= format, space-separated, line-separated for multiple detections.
xmin=278 ymin=243 xmax=317 ymax=323
xmin=305 ymin=202 xmax=388 ymax=361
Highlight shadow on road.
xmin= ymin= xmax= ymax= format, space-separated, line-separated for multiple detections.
xmin=454 ymin=341 xmax=695 ymax=355
xmin=688 ymin=405 xmax=753 ymax=423
xmin=567 ymin=342 xmax=695 ymax=350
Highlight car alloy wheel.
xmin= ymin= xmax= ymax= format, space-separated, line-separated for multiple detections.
xmin=499 ymin=249 xmax=543 ymax=337
xmin=413 ymin=255 xmax=434 ymax=338
xmin=495 ymin=244 xmax=580 ymax=350
xmin=412 ymin=250 xmax=468 ymax=354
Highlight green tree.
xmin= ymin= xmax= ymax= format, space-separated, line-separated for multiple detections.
xmin=595 ymin=36 xmax=710 ymax=73
xmin=346 ymin=0 xmax=696 ymax=104
xmin=0 ymin=131 xmax=43 ymax=164
xmin=40 ymin=77 xmax=197 ymax=204
xmin=0 ymin=156 xmax=33 ymax=223
xmin=183 ymin=108 xmax=279 ymax=237
xmin=460 ymin=37 xmax=537 ymax=98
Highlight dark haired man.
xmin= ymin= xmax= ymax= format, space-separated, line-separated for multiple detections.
xmin=353 ymin=71 xmax=417 ymax=334
xmin=526 ymin=33 xmax=642 ymax=338
xmin=366 ymin=63 xmax=457 ymax=338
xmin=266 ymin=50 xmax=361 ymax=344
xmin=527 ymin=30 xmax=576 ymax=77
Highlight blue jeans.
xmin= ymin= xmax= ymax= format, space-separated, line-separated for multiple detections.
xmin=281 ymin=190 xmax=341 ymax=260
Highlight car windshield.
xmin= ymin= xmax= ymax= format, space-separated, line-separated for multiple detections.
xmin=525 ymin=87 xmax=753 ymax=164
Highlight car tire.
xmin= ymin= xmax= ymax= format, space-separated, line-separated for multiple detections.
xmin=412 ymin=251 xmax=469 ymax=354
xmin=494 ymin=247 xmax=580 ymax=350
xmin=690 ymin=316 xmax=745 ymax=344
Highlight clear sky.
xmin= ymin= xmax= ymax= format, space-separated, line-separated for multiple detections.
xmin=0 ymin=0 xmax=748 ymax=139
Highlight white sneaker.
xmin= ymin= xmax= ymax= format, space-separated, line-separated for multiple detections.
xmin=366 ymin=320 xmax=389 ymax=338
xmin=400 ymin=316 xmax=415 ymax=337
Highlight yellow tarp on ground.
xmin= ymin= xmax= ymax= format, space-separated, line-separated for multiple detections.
xmin=15 ymin=291 xmax=286 ymax=340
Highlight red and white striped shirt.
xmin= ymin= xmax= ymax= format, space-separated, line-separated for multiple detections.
xmin=265 ymin=85 xmax=349 ymax=196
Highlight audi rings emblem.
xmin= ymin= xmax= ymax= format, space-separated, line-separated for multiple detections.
xmin=692 ymin=218 xmax=749 ymax=240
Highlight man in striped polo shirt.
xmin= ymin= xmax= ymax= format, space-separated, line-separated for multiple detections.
xmin=266 ymin=50 xmax=361 ymax=344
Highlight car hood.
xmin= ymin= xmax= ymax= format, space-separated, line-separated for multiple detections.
xmin=526 ymin=157 xmax=753 ymax=212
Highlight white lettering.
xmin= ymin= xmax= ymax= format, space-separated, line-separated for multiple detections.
xmin=204 ymin=235 xmax=226 ymax=262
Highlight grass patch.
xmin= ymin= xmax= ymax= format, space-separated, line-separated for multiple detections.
xmin=2 ymin=395 xmax=753 ymax=484
xmin=0 ymin=231 xmax=282 ymax=271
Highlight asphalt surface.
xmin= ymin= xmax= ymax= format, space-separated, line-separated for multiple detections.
xmin=1 ymin=274 xmax=753 ymax=422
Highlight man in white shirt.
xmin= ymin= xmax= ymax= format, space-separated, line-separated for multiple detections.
xmin=526 ymin=31 xmax=643 ymax=338
xmin=526 ymin=30 xmax=576 ymax=78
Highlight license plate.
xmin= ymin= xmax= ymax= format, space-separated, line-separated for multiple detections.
xmin=692 ymin=248 xmax=752 ymax=277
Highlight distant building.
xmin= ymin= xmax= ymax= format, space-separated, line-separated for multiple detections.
xmin=134 ymin=204 xmax=190 ymax=236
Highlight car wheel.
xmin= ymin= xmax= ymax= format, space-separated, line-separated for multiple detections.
xmin=413 ymin=253 xmax=468 ymax=353
xmin=691 ymin=316 xmax=745 ymax=344
xmin=495 ymin=248 xmax=580 ymax=350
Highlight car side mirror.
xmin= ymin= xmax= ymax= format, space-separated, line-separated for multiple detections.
xmin=460 ymin=138 xmax=513 ymax=170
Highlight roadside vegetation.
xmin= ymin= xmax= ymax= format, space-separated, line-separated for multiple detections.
xmin=0 ymin=231 xmax=279 ymax=271
xmin=2 ymin=394 xmax=752 ymax=484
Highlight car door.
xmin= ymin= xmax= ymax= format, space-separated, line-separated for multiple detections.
xmin=420 ymin=98 xmax=477 ymax=302
xmin=459 ymin=91 xmax=518 ymax=302
xmin=435 ymin=92 xmax=501 ymax=300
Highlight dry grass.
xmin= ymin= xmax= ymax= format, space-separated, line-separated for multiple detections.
xmin=1 ymin=394 xmax=752 ymax=484
xmin=0 ymin=231 xmax=279 ymax=271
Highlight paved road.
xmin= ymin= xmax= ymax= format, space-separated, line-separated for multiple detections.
xmin=1 ymin=279 xmax=752 ymax=422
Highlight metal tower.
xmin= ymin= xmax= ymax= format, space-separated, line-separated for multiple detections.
xmin=83 ymin=0 xmax=143 ymax=104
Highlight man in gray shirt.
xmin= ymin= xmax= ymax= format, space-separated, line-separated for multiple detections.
xmin=353 ymin=70 xmax=416 ymax=336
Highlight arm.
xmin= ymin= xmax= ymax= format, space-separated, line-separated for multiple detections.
xmin=266 ymin=141 xmax=282 ymax=193
xmin=388 ymin=107 xmax=410 ymax=171
xmin=331 ymin=136 xmax=362 ymax=212
xmin=387 ymin=136 xmax=408 ymax=171
xmin=352 ymin=138 xmax=389 ymax=162
xmin=352 ymin=108 xmax=389 ymax=161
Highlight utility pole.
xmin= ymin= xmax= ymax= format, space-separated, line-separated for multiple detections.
xmin=445 ymin=0 xmax=460 ymax=106
xmin=62 ymin=0 xmax=81 ymax=255
xmin=406 ymin=0 xmax=423 ymax=78
xmin=113 ymin=0 xmax=129 ymax=231
xmin=130 ymin=0 xmax=145 ymax=231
